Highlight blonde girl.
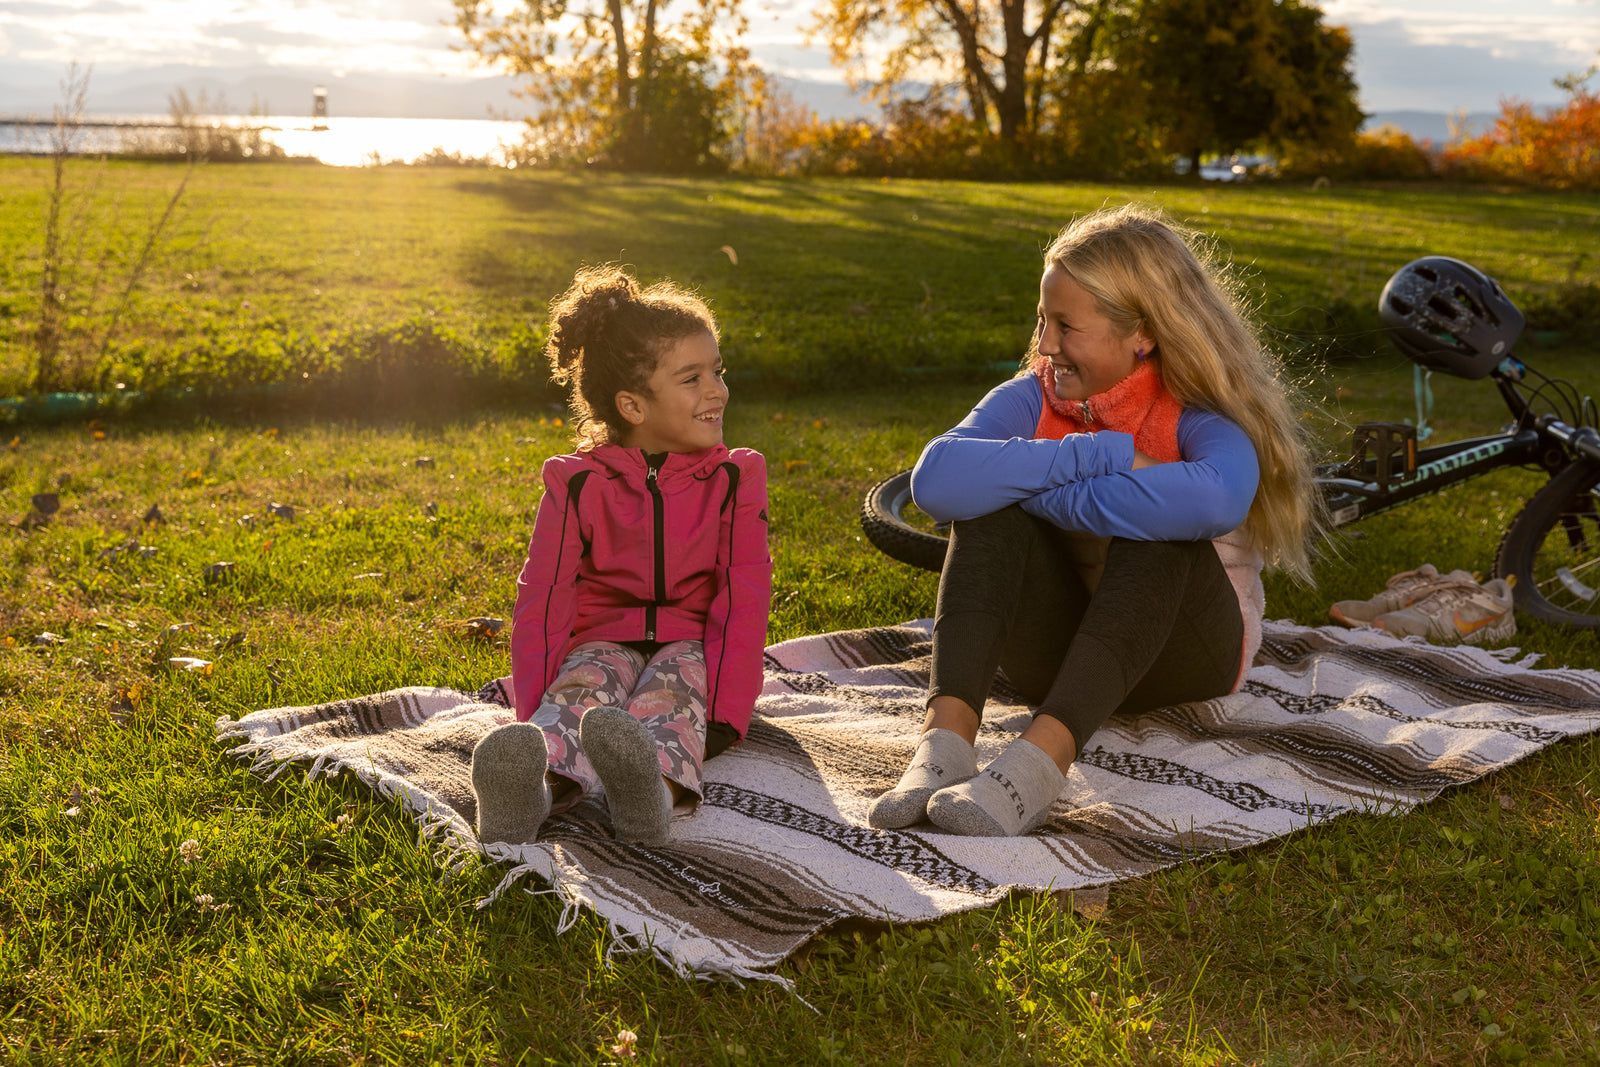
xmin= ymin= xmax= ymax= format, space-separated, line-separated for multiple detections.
xmin=871 ymin=204 xmax=1314 ymax=837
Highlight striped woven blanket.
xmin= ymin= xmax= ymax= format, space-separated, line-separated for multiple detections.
xmin=215 ymin=620 xmax=1600 ymax=986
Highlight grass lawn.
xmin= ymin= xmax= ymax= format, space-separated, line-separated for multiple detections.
xmin=1 ymin=166 xmax=1598 ymax=1065
xmin=2 ymin=159 xmax=1599 ymax=395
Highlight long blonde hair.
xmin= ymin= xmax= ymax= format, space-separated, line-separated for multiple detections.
xmin=1043 ymin=204 xmax=1317 ymax=580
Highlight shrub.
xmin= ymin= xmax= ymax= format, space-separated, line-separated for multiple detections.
xmin=1440 ymin=89 xmax=1600 ymax=190
xmin=1274 ymin=124 xmax=1436 ymax=181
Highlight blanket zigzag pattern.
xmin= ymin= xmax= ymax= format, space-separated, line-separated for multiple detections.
xmin=217 ymin=620 xmax=1600 ymax=984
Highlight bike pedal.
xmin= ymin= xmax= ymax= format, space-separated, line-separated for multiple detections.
xmin=1348 ymin=422 xmax=1418 ymax=489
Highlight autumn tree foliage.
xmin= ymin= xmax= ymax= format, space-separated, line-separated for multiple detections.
xmin=1442 ymin=75 xmax=1600 ymax=190
xmin=453 ymin=0 xmax=751 ymax=169
xmin=811 ymin=0 xmax=1362 ymax=177
xmin=1134 ymin=0 xmax=1362 ymax=176
xmin=810 ymin=0 xmax=1087 ymax=158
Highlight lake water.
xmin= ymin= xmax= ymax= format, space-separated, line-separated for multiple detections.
xmin=0 ymin=114 xmax=530 ymax=167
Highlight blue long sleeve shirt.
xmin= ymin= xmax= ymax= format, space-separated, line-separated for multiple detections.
xmin=910 ymin=376 xmax=1259 ymax=541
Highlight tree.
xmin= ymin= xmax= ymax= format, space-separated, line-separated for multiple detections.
xmin=453 ymin=0 xmax=749 ymax=169
xmin=811 ymin=0 xmax=1092 ymax=157
xmin=1132 ymin=0 xmax=1361 ymax=176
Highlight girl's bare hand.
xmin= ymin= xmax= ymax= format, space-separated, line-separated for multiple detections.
xmin=1132 ymin=449 xmax=1160 ymax=469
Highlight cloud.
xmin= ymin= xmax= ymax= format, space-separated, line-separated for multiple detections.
xmin=1344 ymin=17 xmax=1589 ymax=110
xmin=1314 ymin=3 xmax=1600 ymax=111
xmin=0 ymin=0 xmax=138 ymax=12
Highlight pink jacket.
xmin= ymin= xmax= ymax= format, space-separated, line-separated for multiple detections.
xmin=510 ymin=443 xmax=772 ymax=739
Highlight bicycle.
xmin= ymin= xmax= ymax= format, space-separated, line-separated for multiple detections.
xmin=859 ymin=258 xmax=1600 ymax=631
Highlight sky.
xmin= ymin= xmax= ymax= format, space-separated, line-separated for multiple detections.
xmin=0 ymin=0 xmax=1596 ymax=116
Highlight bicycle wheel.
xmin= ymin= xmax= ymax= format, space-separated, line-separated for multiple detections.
xmin=1494 ymin=457 xmax=1600 ymax=630
xmin=859 ymin=469 xmax=948 ymax=573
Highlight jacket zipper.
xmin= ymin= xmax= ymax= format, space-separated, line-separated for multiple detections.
xmin=1079 ymin=399 xmax=1093 ymax=424
xmin=645 ymin=456 xmax=666 ymax=640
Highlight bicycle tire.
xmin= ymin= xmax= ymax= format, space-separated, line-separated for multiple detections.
xmin=1493 ymin=457 xmax=1600 ymax=630
xmin=859 ymin=469 xmax=948 ymax=573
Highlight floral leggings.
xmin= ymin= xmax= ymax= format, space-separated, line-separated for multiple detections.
xmin=530 ymin=640 xmax=708 ymax=811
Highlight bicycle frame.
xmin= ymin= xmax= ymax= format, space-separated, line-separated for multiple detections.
xmin=1318 ymin=360 xmax=1599 ymax=528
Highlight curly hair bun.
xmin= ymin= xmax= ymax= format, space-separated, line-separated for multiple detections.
xmin=546 ymin=267 xmax=642 ymax=377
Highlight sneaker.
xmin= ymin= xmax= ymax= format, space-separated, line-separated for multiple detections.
xmin=1328 ymin=563 xmax=1478 ymax=627
xmin=1372 ymin=577 xmax=1516 ymax=645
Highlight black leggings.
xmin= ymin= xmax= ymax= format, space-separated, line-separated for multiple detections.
xmin=928 ymin=505 xmax=1245 ymax=753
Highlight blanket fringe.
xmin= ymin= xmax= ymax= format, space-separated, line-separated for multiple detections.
xmin=219 ymin=736 xmax=477 ymax=861
xmin=477 ymin=858 xmax=802 ymax=997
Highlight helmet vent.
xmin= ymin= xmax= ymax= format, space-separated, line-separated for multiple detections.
xmin=1452 ymin=286 xmax=1485 ymax=318
xmin=1427 ymin=295 xmax=1462 ymax=318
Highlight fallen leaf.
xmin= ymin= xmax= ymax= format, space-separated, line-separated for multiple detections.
xmin=162 ymin=622 xmax=195 ymax=641
xmin=425 ymin=502 xmax=438 ymax=518
xmin=719 ymin=244 xmax=738 ymax=265
xmin=203 ymin=561 xmax=236 ymax=580
xmin=414 ymin=456 xmax=435 ymax=469
xmin=267 ymin=502 xmax=295 ymax=521
xmin=143 ymin=504 xmax=165 ymax=525
xmin=34 ymin=632 xmax=67 ymax=646
xmin=7 ymin=436 xmax=18 ymax=451
xmin=31 ymin=493 xmax=60 ymax=515
xmin=461 ymin=617 xmax=506 ymax=638
xmin=1051 ymin=885 xmax=1110 ymax=921
xmin=1495 ymin=794 xmax=1515 ymax=810
xmin=213 ymin=631 xmax=246 ymax=649
xmin=353 ymin=572 xmax=384 ymax=580
xmin=169 ymin=656 xmax=213 ymax=674
xmin=784 ymin=460 xmax=810 ymax=473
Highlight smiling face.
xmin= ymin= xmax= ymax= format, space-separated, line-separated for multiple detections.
xmin=1035 ymin=265 xmax=1151 ymax=403
xmin=614 ymin=330 xmax=728 ymax=453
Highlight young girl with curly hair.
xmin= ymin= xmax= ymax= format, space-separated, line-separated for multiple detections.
xmin=471 ymin=266 xmax=771 ymax=846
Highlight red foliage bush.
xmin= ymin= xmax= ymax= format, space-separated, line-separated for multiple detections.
xmin=1441 ymin=90 xmax=1600 ymax=190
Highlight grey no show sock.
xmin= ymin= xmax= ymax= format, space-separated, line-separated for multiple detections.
xmin=867 ymin=728 xmax=979 ymax=829
xmin=927 ymin=737 xmax=1066 ymax=837
xmin=471 ymin=722 xmax=552 ymax=845
xmin=580 ymin=706 xmax=674 ymax=846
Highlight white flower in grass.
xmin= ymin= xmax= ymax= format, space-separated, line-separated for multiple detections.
xmin=178 ymin=839 xmax=201 ymax=863
xmin=336 ymin=813 xmax=353 ymax=832
xmin=609 ymin=1029 xmax=638 ymax=1059
xmin=193 ymin=892 xmax=231 ymax=914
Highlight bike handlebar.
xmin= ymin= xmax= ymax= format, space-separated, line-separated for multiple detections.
xmin=1536 ymin=414 xmax=1600 ymax=464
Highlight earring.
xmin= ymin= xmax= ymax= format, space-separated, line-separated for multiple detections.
xmin=1135 ymin=348 xmax=1147 ymax=362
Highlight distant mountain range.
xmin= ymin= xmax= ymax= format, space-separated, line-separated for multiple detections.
xmin=0 ymin=63 xmax=1529 ymax=143
xmin=1362 ymin=110 xmax=1506 ymax=144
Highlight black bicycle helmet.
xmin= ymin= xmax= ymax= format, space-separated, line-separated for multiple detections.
xmin=1378 ymin=256 xmax=1525 ymax=379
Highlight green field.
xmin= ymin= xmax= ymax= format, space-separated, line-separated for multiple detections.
xmin=2 ymin=159 xmax=1599 ymax=396
xmin=2 ymin=164 xmax=1598 ymax=1065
